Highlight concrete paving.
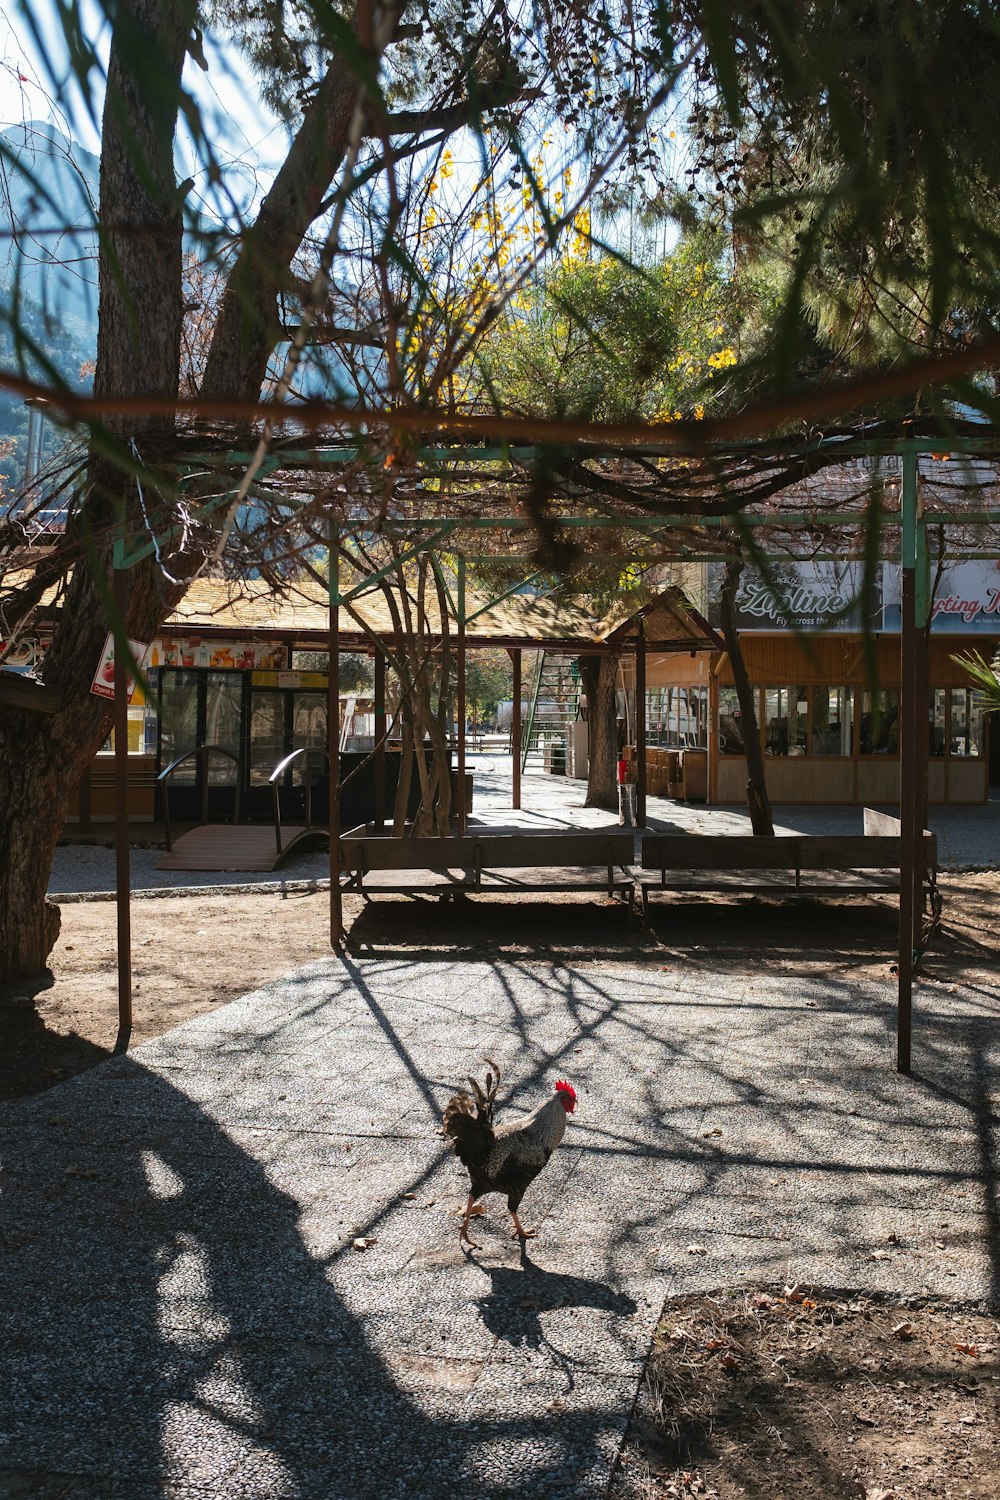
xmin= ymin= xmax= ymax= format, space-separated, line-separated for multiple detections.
xmin=2 ymin=922 xmax=999 ymax=1497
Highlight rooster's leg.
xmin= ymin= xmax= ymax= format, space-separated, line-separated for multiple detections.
xmin=459 ymin=1194 xmax=483 ymax=1248
xmin=510 ymin=1210 xmax=538 ymax=1241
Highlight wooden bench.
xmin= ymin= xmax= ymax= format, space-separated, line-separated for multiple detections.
xmin=340 ymin=826 xmax=636 ymax=908
xmin=638 ymin=808 xmax=940 ymax=929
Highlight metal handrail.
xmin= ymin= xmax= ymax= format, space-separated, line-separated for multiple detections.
xmin=268 ymin=746 xmax=330 ymax=855
xmin=156 ymin=746 xmax=243 ymax=851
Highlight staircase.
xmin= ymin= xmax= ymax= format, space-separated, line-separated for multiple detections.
xmin=521 ymin=653 xmax=580 ymax=773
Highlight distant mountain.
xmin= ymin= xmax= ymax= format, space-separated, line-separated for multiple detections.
xmin=0 ymin=121 xmax=99 ymax=490
xmin=1 ymin=119 xmax=101 ymax=332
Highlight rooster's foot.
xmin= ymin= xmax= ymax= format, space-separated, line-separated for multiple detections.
xmin=459 ymin=1222 xmax=481 ymax=1250
xmin=511 ymin=1213 xmax=537 ymax=1240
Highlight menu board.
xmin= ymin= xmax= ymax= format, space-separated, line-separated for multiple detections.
xmin=148 ymin=638 xmax=287 ymax=669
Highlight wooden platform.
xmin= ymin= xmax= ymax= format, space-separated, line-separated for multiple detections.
xmin=157 ymin=825 xmax=327 ymax=872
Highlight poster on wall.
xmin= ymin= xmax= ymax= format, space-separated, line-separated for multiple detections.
xmin=0 ymin=635 xmax=51 ymax=673
xmin=709 ymin=561 xmax=882 ymax=633
xmin=148 ymin=637 xmax=287 ymax=669
xmin=90 ymin=633 xmax=150 ymax=702
xmin=881 ymin=559 xmax=1000 ymax=633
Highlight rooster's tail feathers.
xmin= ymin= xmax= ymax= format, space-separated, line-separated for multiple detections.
xmin=442 ymin=1083 xmax=496 ymax=1172
xmin=465 ymin=1058 xmax=501 ymax=1122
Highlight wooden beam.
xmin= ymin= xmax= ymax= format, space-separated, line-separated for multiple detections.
xmin=0 ymin=671 xmax=62 ymax=713
xmin=113 ymin=567 xmax=132 ymax=1053
xmin=329 ymin=525 xmax=342 ymax=948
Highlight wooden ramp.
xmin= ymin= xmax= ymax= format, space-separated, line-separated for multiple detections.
xmin=157 ymin=825 xmax=327 ymax=872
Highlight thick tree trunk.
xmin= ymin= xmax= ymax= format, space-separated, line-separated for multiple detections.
xmin=0 ymin=0 xmax=191 ymax=982
xmin=720 ymin=559 xmax=774 ymax=837
xmin=579 ymin=652 xmax=620 ymax=811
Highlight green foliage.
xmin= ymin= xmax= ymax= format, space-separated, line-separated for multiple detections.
xmin=685 ymin=1 xmax=1000 ymax=403
xmin=477 ymin=233 xmax=740 ymax=424
xmin=463 ymin=647 xmax=512 ymax=720
xmin=952 ymin=650 xmax=1000 ymax=712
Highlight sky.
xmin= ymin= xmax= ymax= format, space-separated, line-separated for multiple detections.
xmin=0 ymin=0 xmax=291 ymax=216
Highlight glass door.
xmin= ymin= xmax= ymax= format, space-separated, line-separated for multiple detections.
xmin=156 ymin=669 xmax=246 ymax=823
xmin=247 ymin=687 xmax=329 ymax=823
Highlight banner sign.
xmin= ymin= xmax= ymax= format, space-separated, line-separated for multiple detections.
xmin=0 ymin=635 xmax=51 ymax=673
xmin=710 ymin=562 xmax=880 ymax=633
xmin=713 ymin=558 xmax=1000 ymax=634
xmin=881 ymin=559 xmax=1000 ymax=633
xmin=148 ymin=637 xmax=287 ymax=669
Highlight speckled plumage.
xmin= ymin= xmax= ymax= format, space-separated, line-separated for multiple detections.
xmin=443 ymin=1067 xmax=570 ymax=1213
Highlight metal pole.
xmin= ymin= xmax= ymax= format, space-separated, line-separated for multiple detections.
xmin=374 ymin=646 xmax=386 ymax=831
xmin=511 ymin=649 xmax=522 ymax=811
xmin=636 ymin=629 xmax=647 ymax=828
xmin=113 ymin=566 xmax=132 ymax=1052
xmin=897 ymin=450 xmax=918 ymax=1073
xmin=456 ymin=558 xmax=467 ymax=835
xmin=913 ymin=484 xmax=931 ymax=965
xmin=328 ymin=523 xmax=342 ymax=947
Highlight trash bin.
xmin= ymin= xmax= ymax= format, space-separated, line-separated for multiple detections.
xmin=550 ymin=742 xmax=567 ymax=775
xmin=618 ymin=783 xmax=636 ymax=826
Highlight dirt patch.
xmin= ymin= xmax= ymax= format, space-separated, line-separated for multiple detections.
xmin=612 ymin=1290 xmax=1000 ymax=1500
xmin=0 ymin=887 xmax=356 ymax=1100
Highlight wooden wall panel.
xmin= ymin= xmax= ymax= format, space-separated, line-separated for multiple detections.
xmin=708 ymin=633 xmax=998 ymax=688
xmin=65 ymin=756 xmax=157 ymax=823
xmin=646 ymin=652 xmax=712 ymax=688
xmin=948 ymin=759 xmax=989 ymax=803
xmin=858 ymin=761 xmax=901 ymax=804
xmin=927 ymin=761 xmax=947 ymax=804
xmin=715 ymin=757 xmax=855 ymax=803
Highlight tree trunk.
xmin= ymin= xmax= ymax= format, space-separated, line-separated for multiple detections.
xmin=719 ymin=559 xmax=774 ymax=837
xmin=0 ymin=0 xmax=191 ymax=982
xmin=579 ymin=652 xmax=620 ymax=811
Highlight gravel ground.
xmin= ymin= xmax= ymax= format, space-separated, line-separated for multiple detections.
xmin=2 ymin=940 xmax=998 ymax=1498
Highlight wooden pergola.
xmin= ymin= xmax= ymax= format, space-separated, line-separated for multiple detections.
xmin=102 ymin=432 xmax=1000 ymax=1073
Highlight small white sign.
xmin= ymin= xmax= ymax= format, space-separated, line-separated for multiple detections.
xmin=90 ymin=633 xmax=149 ymax=702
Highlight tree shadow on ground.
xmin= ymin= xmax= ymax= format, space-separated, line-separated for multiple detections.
xmin=0 ymin=1056 xmax=629 ymax=1499
xmin=0 ymin=971 xmax=112 ymax=1100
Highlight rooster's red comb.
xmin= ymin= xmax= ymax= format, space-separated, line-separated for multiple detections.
xmin=554 ymin=1080 xmax=577 ymax=1101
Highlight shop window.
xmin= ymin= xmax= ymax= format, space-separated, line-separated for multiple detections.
xmin=718 ymin=686 xmax=747 ymax=755
xmin=860 ymin=689 xmax=900 ymax=755
xmin=250 ymin=691 xmax=285 ymax=785
xmin=158 ymin=670 xmax=200 ymax=779
xmin=687 ymin=684 xmax=709 ymax=748
xmin=950 ymin=688 xmax=985 ymax=758
xmin=929 ymin=689 xmax=947 ymax=757
xmin=810 ymin=687 xmax=853 ymax=756
xmin=645 ymin=685 xmax=708 ymax=748
xmin=204 ymin=673 xmax=241 ymax=783
xmin=764 ymin=686 xmax=807 ymax=756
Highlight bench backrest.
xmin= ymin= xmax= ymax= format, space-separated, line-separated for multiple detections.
xmin=340 ymin=826 xmax=633 ymax=872
xmin=640 ymin=830 xmax=937 ymax=873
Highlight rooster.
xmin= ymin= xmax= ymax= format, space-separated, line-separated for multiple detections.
xmin=442 ymin=1061 xmax=577 ymax=1248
